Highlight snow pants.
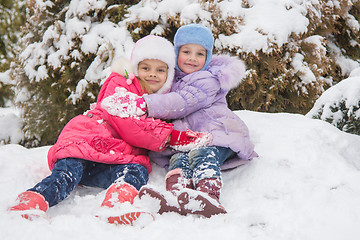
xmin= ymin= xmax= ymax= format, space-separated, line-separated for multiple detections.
xmin=28 ymin=158 xmax=149 ymax=207
xmin=169 ymin=146 xmax=235 ymax=186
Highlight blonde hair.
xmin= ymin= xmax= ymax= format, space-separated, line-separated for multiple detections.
xmin=138 ymin=77 xmax=153 ymax=94
xmin=110 ymin=57 xmax=154 ymax=94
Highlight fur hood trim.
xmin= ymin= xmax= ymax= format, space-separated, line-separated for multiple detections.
xmin=207 ymin=55 xmax=247 ymax=90
xmin=110 ymin=57 xmax=134 ymax=77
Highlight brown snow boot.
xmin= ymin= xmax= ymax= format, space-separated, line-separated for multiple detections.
xmin=139 ymin=168 xmax=191 ymax=215
xmin=165 ymin=168 xmax=193 ymax=192
xmin=177 ymin=178 xmax=227 ymax=218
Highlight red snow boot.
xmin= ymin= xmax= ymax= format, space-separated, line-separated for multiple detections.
xmin=177 ymin=178 xmax=227 ymax=218
xmin=9 ymin=191 xmax=49 ymax=220
xmin=139 ymin=168 xmax=192 ymax=215
xmin=101 ymin=182 xmax=138 ymax=208
xmin=99 ymin=182 xmax=154 ymax=226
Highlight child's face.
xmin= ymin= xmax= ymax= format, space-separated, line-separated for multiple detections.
xmin=137 ymin=59 xmax=168 ymax=93
xmin=177 ymin=43 xmax=206 ymax=74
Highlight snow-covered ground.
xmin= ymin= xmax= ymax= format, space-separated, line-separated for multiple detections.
xmin=1 ymin=109 xmax=360 ymax=240
xmin=2 ymin=0 xmax=360 ymax=238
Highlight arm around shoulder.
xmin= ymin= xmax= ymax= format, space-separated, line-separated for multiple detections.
xmin=144 ymin=72 xmax=220 ymax=119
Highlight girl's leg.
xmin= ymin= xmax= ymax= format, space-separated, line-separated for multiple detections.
xmin=189 ymin=146 xmax=235 ymax=185
xmin=169 ymin=152 xmax=192 ymax=179
xmin=28 ymin=158 xmax=86 ymax=207
xmin=177 ymin=146 xmax=235 ymax=218
xmin=138 ymin=153 xmax=193 ymax=216
xmin=168 ymin=152 xmax=194 ymax=190
xmin=80 ymin=163 xmax=149 ymax=190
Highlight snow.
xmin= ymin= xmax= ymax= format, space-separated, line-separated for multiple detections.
xmin=291 ymin=53 xmax=317 ymax=84
xmin=0 ymin=108 xmax=23 ymax=144
xmin=216 ymin=0 xmax=309 ymax=53
xmin=1 ymin=108 xmax=360 ymax=240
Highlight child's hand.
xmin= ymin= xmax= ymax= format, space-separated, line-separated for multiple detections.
xmin=101 ymin=87 xmax=147 ymax=118
xmin=169 ymin=129 xmax=212 ymax=151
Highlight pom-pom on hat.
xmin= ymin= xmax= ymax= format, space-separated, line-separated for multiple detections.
xmin=174 ymin=24 xmax=214 ymax=71
xmin=131 ymin=35 xmax=175 ymax=94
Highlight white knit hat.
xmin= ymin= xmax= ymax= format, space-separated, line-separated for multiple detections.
xmin=130 ymin=35 xmax=176 ymax=94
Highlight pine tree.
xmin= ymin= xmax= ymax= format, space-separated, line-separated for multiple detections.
xmin=11 ymin=0 xmax=360 ymax=146
xmin=221 ymin=0 xmax=360 ymax=114
xmin=0 ymin=0 xmax=25 ymax=106
xmin=306 ymin=77 xmax=360 ymax=135
xmin=305 ymin=1 xmax=360 ymax=136
xmin=11 ymin=0 xmax=138 ymax=146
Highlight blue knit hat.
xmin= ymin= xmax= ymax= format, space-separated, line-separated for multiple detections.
xmin=174 ymin=24 xmax=214 ymax=71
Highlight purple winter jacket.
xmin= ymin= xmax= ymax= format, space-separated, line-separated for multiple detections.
xmin=143 ymin=55 xmax=258 ymax=170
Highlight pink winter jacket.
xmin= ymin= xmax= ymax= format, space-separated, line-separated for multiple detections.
xmin=47 ymin=72 xmax=173 ymax=173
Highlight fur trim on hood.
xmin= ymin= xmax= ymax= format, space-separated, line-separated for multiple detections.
xmin=207 ymin=55 xmax=247 ymax=90
xmin=110 ymin=57 xmax=134 ymax=77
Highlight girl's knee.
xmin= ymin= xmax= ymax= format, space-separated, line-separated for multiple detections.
xmin=115 ymin=164 xmax=149 ymax=190
xmin=53 ymin=158 xmax=85 ymax=179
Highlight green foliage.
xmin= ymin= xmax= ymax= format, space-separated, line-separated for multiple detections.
xmin=311 ymin=99 xmax=360 ymax=135
xmin=225 ymin=0 xmax=359 ymax=114
xmin=105 ymin=0 xmax=140 ymax=23
xmin=11 ymin=0 xmax=137 ymax=147
xmin=0 ymin=80 xmax=11 ymax=106
xmin=0 ymin=0 xmax=25 ymax=62
xmin=0 ymin=0 xmax=25 ymax=107
xmin=126 ymin=0 xmax=360 ymax=114
xmin=226 ymin=41 xmax=328 ymax=114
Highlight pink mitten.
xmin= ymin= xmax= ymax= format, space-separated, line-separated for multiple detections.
xmin=135 ymin=97 xmax=147 ymax=114
xmin=101 ymin=87 xmax=147 ymax=118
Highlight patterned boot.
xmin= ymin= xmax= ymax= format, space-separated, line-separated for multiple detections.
xmin=98 ymin=182 xmax=155 ymax=226
xmin=177 ymin=178 xmax=227 ymax=218
xmin=138 ymin=168 xmax=192 ymax=215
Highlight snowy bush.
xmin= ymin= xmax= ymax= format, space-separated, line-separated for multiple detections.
xmin=0 ymin=0 xmax=24 ymax=67
xmin=0 ymin=107 xmax=24 ymax=144
xmin=306 ymin=71 xmax=360 ymax=136
xmin=9 ymin=0 xmax=360 ymax=146
xmin=0 ymin=70 xmax=13 ymax=107
xmin=11 ymin=0 xmax=136 ymax=146
xmin=0 ymin=0 xmax=24 ymax=106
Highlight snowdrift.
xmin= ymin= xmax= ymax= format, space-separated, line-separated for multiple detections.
xmin=1 ymin=110 xmax=360 ymax=240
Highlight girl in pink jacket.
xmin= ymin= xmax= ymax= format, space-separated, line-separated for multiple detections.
xmin=8 ymin=36 xmax=210 ymax=225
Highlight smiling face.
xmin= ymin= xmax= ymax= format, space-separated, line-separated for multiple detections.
xmin=137 ymin=59 xmax=168 ymax=93
xmin=177 ymin=43 xmax=207 ymax=74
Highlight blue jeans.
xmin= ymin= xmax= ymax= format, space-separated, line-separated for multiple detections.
xmin=169 ymin=146 xmax=235 ymax=185
xmin=28 ymin=158 xmax=148 ymax=207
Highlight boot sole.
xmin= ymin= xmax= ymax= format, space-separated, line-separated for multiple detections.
xmin=9 ymin=209 xmax=49 ymax=221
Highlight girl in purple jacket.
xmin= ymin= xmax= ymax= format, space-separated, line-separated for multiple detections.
xmin=130 ymin=24 xmax=258 ymax=218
